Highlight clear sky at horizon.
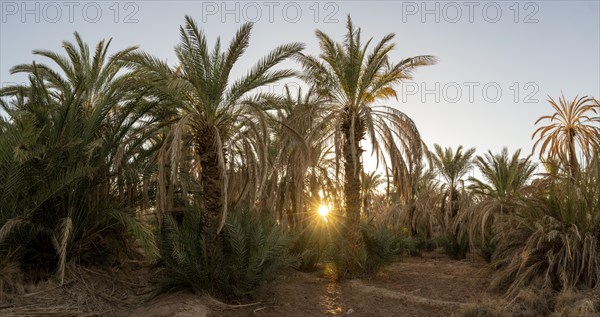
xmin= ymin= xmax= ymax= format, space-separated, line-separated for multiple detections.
xmin=1 ymin=1 xmax=599 ymax=173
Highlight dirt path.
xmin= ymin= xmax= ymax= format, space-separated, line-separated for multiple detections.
xmin=0 ymin=252 xmax=491 ymax=316
xmin=222 ymin=252 xmax=493 ymax=317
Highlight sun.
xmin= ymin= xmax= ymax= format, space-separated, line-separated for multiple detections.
xmin=318 ymin=205 xmax=329 ymax=217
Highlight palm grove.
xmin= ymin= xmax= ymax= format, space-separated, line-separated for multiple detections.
xmin=1 ymin=16 xmax=599 ymax=299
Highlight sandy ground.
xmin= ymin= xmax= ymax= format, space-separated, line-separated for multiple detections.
xmin=0 ymin=252 xmax=494 ymax=317
xmin=219 ymin=252 xmax=492 ymax=317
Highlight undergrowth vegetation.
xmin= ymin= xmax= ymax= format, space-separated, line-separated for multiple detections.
xmin=290 ymin=224 xmax=328 ymax=272
xmin=158 ymin=208 xmax=295 ymax=298
xmin=0 ymin=35 xmax=157 ymax=286
xmin=492 ymin=156 xmax=600 ymax=293
xmin=329 ymin=221 xmax=436 ymax=277
xmin=0 ymin=12 xmax=599 ymax=310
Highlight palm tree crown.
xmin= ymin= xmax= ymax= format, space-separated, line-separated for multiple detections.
xmin=432 ymin=144 xmax=476 ymax=190
xmin=466 ymin=148 xmax=536 ymax=240
xmin=532 ymin=95 xmax=600 ymax=175
xmin=299 ymin=15 xmax=436 ymax=274
xmin=431 ymin=144 xmax=475 ymax=233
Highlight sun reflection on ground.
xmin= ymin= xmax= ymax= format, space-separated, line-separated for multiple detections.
xmin=321 ymin=262 xmax=344 ymax=315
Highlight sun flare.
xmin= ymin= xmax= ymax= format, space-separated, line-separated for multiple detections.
xmin=318 ymin=205 xmax=329 ymax=217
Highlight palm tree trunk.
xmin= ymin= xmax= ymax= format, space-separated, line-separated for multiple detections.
xmin=408 ymin=202 xmax=417 ymax=236
xmin=451 ymin=187 xmax=459 ymax=218
xmin=309 ymin=172 xmax=320 ymax=229
xmin=448 ymin=185 xmax=461 ymax=238
xmin=567 ymin=131 xmax=579 ymax=178
xmin=441 ymin=190 xmax=449 ymax=235
xmin=341 ymin=113 xmax=364 ymax=273
xmin=289 ymin=181 xmax=298 ymax=229
xmin=276 ymin=177 xmax=287 ymax=226
xmin=196 ymin=126 xmax=225 ymax=277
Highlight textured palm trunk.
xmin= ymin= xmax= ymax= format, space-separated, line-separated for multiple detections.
xmin=567 ymin=131 xmax=579 ymax=178
xmin=341 ymin=112 xmax=364 ymax=273
xmin=276 ymin=177 xmax=287 ymax=226
xmin=408 ymin=202 xmax=417 ymax=236
xmin=451 ymin=187 xmax=461 ymax=238
xmin=196 ymin=126 xmax=224 ymax=277
xmin=309 ymin=173 xmax=320 ymax=229
xmin=441 ymin=190 xmax=449 ymax=235
xmin=362 ymin=193 xmax=371 ymax=219
xmin=289 ymin=181 xmax=298 ymax=229
xmin=450 ymin=187 xmax=459 ymax=218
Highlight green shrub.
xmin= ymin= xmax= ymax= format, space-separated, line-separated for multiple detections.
xmin=491 ymin=156 xmax=600 ymax=294
xmin=473 ymin=235 xmax=496 ymax=263
xmin=329 ymin=233 xmax=366 ymax=278
xmin=361 ymin=223 xmax=403 ymax=274
xmin=440 ymin=234 xmax=470 ymax=260
xmin=398 ymin=235 xmax=436 ymax=256
xmin=330 ymin=223 xmax=437 ymax=277
xmin=0 ymin=44 xmax=158 ymax=283
xmin=158 ymin=208 xmax=295 ymax=298
xmin=290 ymin=224 xmax=328 ymax=272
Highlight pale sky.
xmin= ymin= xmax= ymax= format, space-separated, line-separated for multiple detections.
xmin=1 ymin=1 xmax=599 ymax=173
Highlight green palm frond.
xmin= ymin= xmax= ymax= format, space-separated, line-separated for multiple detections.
xmin=0 ymin=32 xmax=160 ymax=279
xmin=158 ymin=207 xmax=294 ymax=297
xmin=492 ymin=154 xmax=600 ymax=293
xmin=462 ymin=148 xmax=536 ymax=259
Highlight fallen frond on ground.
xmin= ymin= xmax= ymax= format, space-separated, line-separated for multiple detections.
xmin=0 ymin=264 xmax=153 ymax=317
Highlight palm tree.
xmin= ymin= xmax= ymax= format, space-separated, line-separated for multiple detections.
xmin=0 ymin=33 xmax=157 ymax=283
xmin=411 ymin=168 xmax=444 ymax=237
xmin=397 ymin=163 xmax=440 ymax=236
xmin=431 ymin=144 xmax=476 ymax=234
xmin=268 ymin=85 xmax=337 ymax=229
xmin=298 ymin=16 xmax=436 ymax=272
xmin=431 ymin=144 xmax=475 ymax=259
xmin=121 ymin=16 xmax=303 ymax=271
xmin=465 ymin=148 xmax=536 ymax=245
xmin=532 ymin=95 xmax=600 ymax=177
xmin=491 ymin=153 xmax=600 ymax=293
xmin=362 ymin=171 xmax=384 ymax=218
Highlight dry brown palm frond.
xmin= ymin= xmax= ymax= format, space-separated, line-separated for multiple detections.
xmin=0 ymin=217 xmax=31 ymax=242
xmin=532 ymin=95 xmax=600 ymax=175
xmin=57 ymin=216 xmax=73 ymax=285
xmin=0 ymin=250 xmax=24 ymax=300
xmin=491 ymin=155 xmax=600 ymax=294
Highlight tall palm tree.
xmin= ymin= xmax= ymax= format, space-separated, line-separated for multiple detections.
xmin=431 ymin=144 xmax=476 ymax=233
xmin=466 ymin=148 xmax=536 ymax=241
xmin=121 ymin=16 xmax=303 ymax=271
xmin=268 ymin=85 xmax=336 ymax=229
xmin=532 ymin=95 xmax=600 ymax=177
xmin=299 ymin=16 xmax=436 ymax=272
